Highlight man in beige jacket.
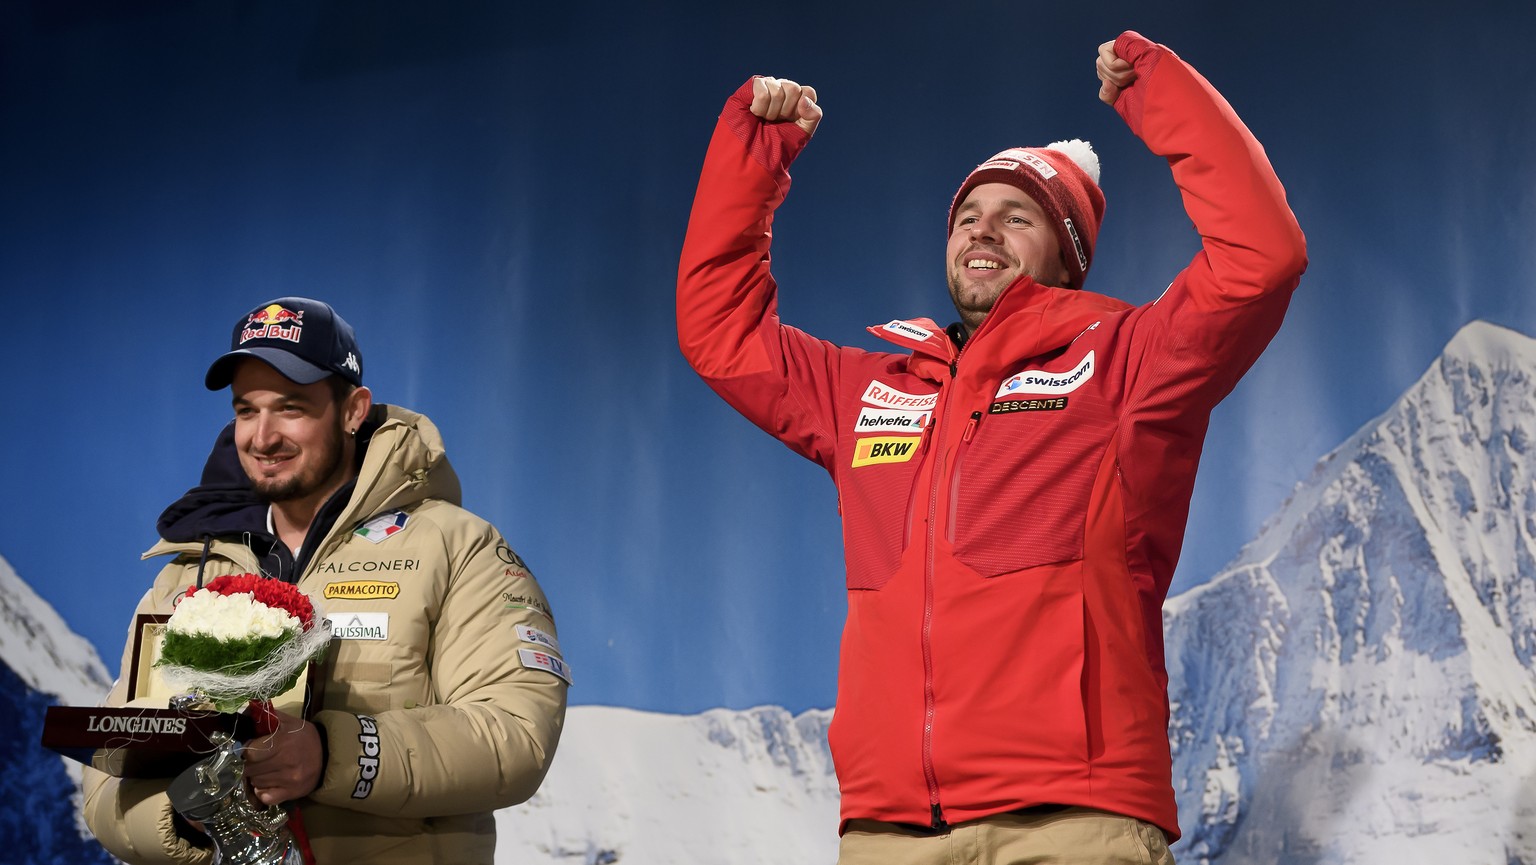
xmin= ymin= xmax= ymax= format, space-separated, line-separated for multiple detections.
xmin=84 ymin=297 xmax=568 ymax=864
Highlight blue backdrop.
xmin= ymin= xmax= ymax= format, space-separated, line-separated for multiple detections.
xmin=2 ymin=0 xmax=1532 ymax=716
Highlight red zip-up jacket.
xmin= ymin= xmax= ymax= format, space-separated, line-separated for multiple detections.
xmin=676 ymin=32 xmax=1306 ymax=840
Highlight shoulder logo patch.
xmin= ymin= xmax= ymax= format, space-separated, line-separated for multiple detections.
xmin=355 ymin=510 xmax=409 ymax=543
xmin=516 ymin=624 xmax=561 ymax=653
xmin=519 ymin=648 xmax=573 ymax=685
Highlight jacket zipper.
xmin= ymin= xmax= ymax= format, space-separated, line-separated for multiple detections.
xmin=920 ymin=357 xmax=969 ymax=830
xmin=911 ymin=284 xmax=1052 ymax=828
xmin=921 ymin=401 xmax=946 ymax=828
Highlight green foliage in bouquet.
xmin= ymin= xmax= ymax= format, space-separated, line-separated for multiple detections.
xmin=158 ymin=631 xmax=295 ymax=680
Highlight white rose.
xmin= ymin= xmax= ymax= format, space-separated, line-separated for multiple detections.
xmin=168 ymin=590 xmax=301 ymax=640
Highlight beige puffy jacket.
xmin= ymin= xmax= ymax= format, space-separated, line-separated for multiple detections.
xmin=83 ymin=405 xmax=568 ymax=864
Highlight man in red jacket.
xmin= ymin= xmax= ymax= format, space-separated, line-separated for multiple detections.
xmin=677 ymin=33 xmax=1305 ymax=864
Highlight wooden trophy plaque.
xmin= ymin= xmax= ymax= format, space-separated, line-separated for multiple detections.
xmin=41 ymin=613 xmax=314 ymax=777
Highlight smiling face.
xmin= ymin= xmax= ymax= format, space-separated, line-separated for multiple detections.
xmin=231 ymin=359 xmax=370 ymax=511
xmin=946 ymin=182 xmax=1069 ymax=335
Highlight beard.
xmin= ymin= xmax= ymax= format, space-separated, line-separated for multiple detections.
xmin=247 ymin=419 xmax=348 ymax=503
xmin=946 ymin=264 xmax=1009 ymax=324
xmin=946 ymin=254 xmax=1070 ymax=329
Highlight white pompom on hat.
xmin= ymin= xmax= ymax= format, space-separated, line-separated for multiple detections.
xmin=948 ymin=139 xmax=1106 ymax=290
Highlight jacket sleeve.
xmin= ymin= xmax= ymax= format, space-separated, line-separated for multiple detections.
xmin=307 ymin=518 xmax=567 ymax=818
xmin=1108 ymin=32 xmax=1308 ymax=582
xmin=81 ymin=574 xmax=215 ymax=865
xmin=1112 ymin=29 xmax=1308 ymax=406
xmin=676 ymin=77 xmax=848 ymax=471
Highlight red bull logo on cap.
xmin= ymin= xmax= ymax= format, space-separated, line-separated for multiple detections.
xmin=240 ymin=303 xmax=305 ymax=345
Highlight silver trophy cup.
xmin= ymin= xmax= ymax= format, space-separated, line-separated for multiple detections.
xmin=166 ymin=733 xmax=304 ymax=865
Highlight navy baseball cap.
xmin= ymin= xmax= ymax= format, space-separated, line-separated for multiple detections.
xmin=204 ymin=297 xmax=364 ymax=390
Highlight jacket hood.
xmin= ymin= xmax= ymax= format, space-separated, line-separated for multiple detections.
xmin=348 ymin=403 xmax=462 ymax=521
xmin=155 ymin=421 xmax=268 ymax=543
xmin=152 ymin=403 xmax=461 ymax=551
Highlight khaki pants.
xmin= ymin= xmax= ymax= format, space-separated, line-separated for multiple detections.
xmin=838 ymin=807 xmax=1176 ymax=865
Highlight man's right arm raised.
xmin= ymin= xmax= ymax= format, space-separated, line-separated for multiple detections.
xmin=676 ymin=77 xmax=841 ymax=469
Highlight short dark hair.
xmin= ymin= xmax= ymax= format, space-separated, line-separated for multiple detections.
xmin=325 ymin=375 xmax=355 ymax=406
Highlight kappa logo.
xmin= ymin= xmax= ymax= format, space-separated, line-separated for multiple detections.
xmin=855 ymin=406 xmax=931 ymax=433
xmin=342 ymin=352 xmax=360 ymax=375
xmin=852 ymin=436 xmax=922 ymax=468
xmin=240 ymin=304 xmax=305 ymax=345
xmin=994 ymin=351 xmax=1096 ymax=398
xmin=881 ymin=320 xmax=935 ymax=342
xmin=861 ymin=381 xmax=939 ymax=411
xmin=352 ymin=715 xmax=380 ymax=799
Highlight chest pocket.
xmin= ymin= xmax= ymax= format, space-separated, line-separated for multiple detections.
xmin=838 ymin=378 xmax=940 ymax=591
xmin=318 ymin=596 xmax=433 ymax=713
xmin=947 ymin=364 xmax=1116 ymax=578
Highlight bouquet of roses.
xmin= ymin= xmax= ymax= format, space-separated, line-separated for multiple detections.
xmin=156 ymin=574 xmax=332 ymax=713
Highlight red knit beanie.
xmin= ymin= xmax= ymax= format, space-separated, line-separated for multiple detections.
xmin=947 ymin=140 xmax=1105 ymax=290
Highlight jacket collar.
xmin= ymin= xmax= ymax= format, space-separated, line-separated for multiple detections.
xmin=868 ymin=277 xmax=1132 ymax=381
xmin=866 ymin=317 xmax=954 ymax=362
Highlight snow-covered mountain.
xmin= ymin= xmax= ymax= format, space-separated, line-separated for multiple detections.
xmin=1166 ymin=320 xmax=1536 ymax=864
xmin=495 ymin=705 xmax=839 ymax=864
xmin=1 ymin=554 xmax=115 ymax=708
xmin=0 ymin=552 xmax=116 ymax=862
